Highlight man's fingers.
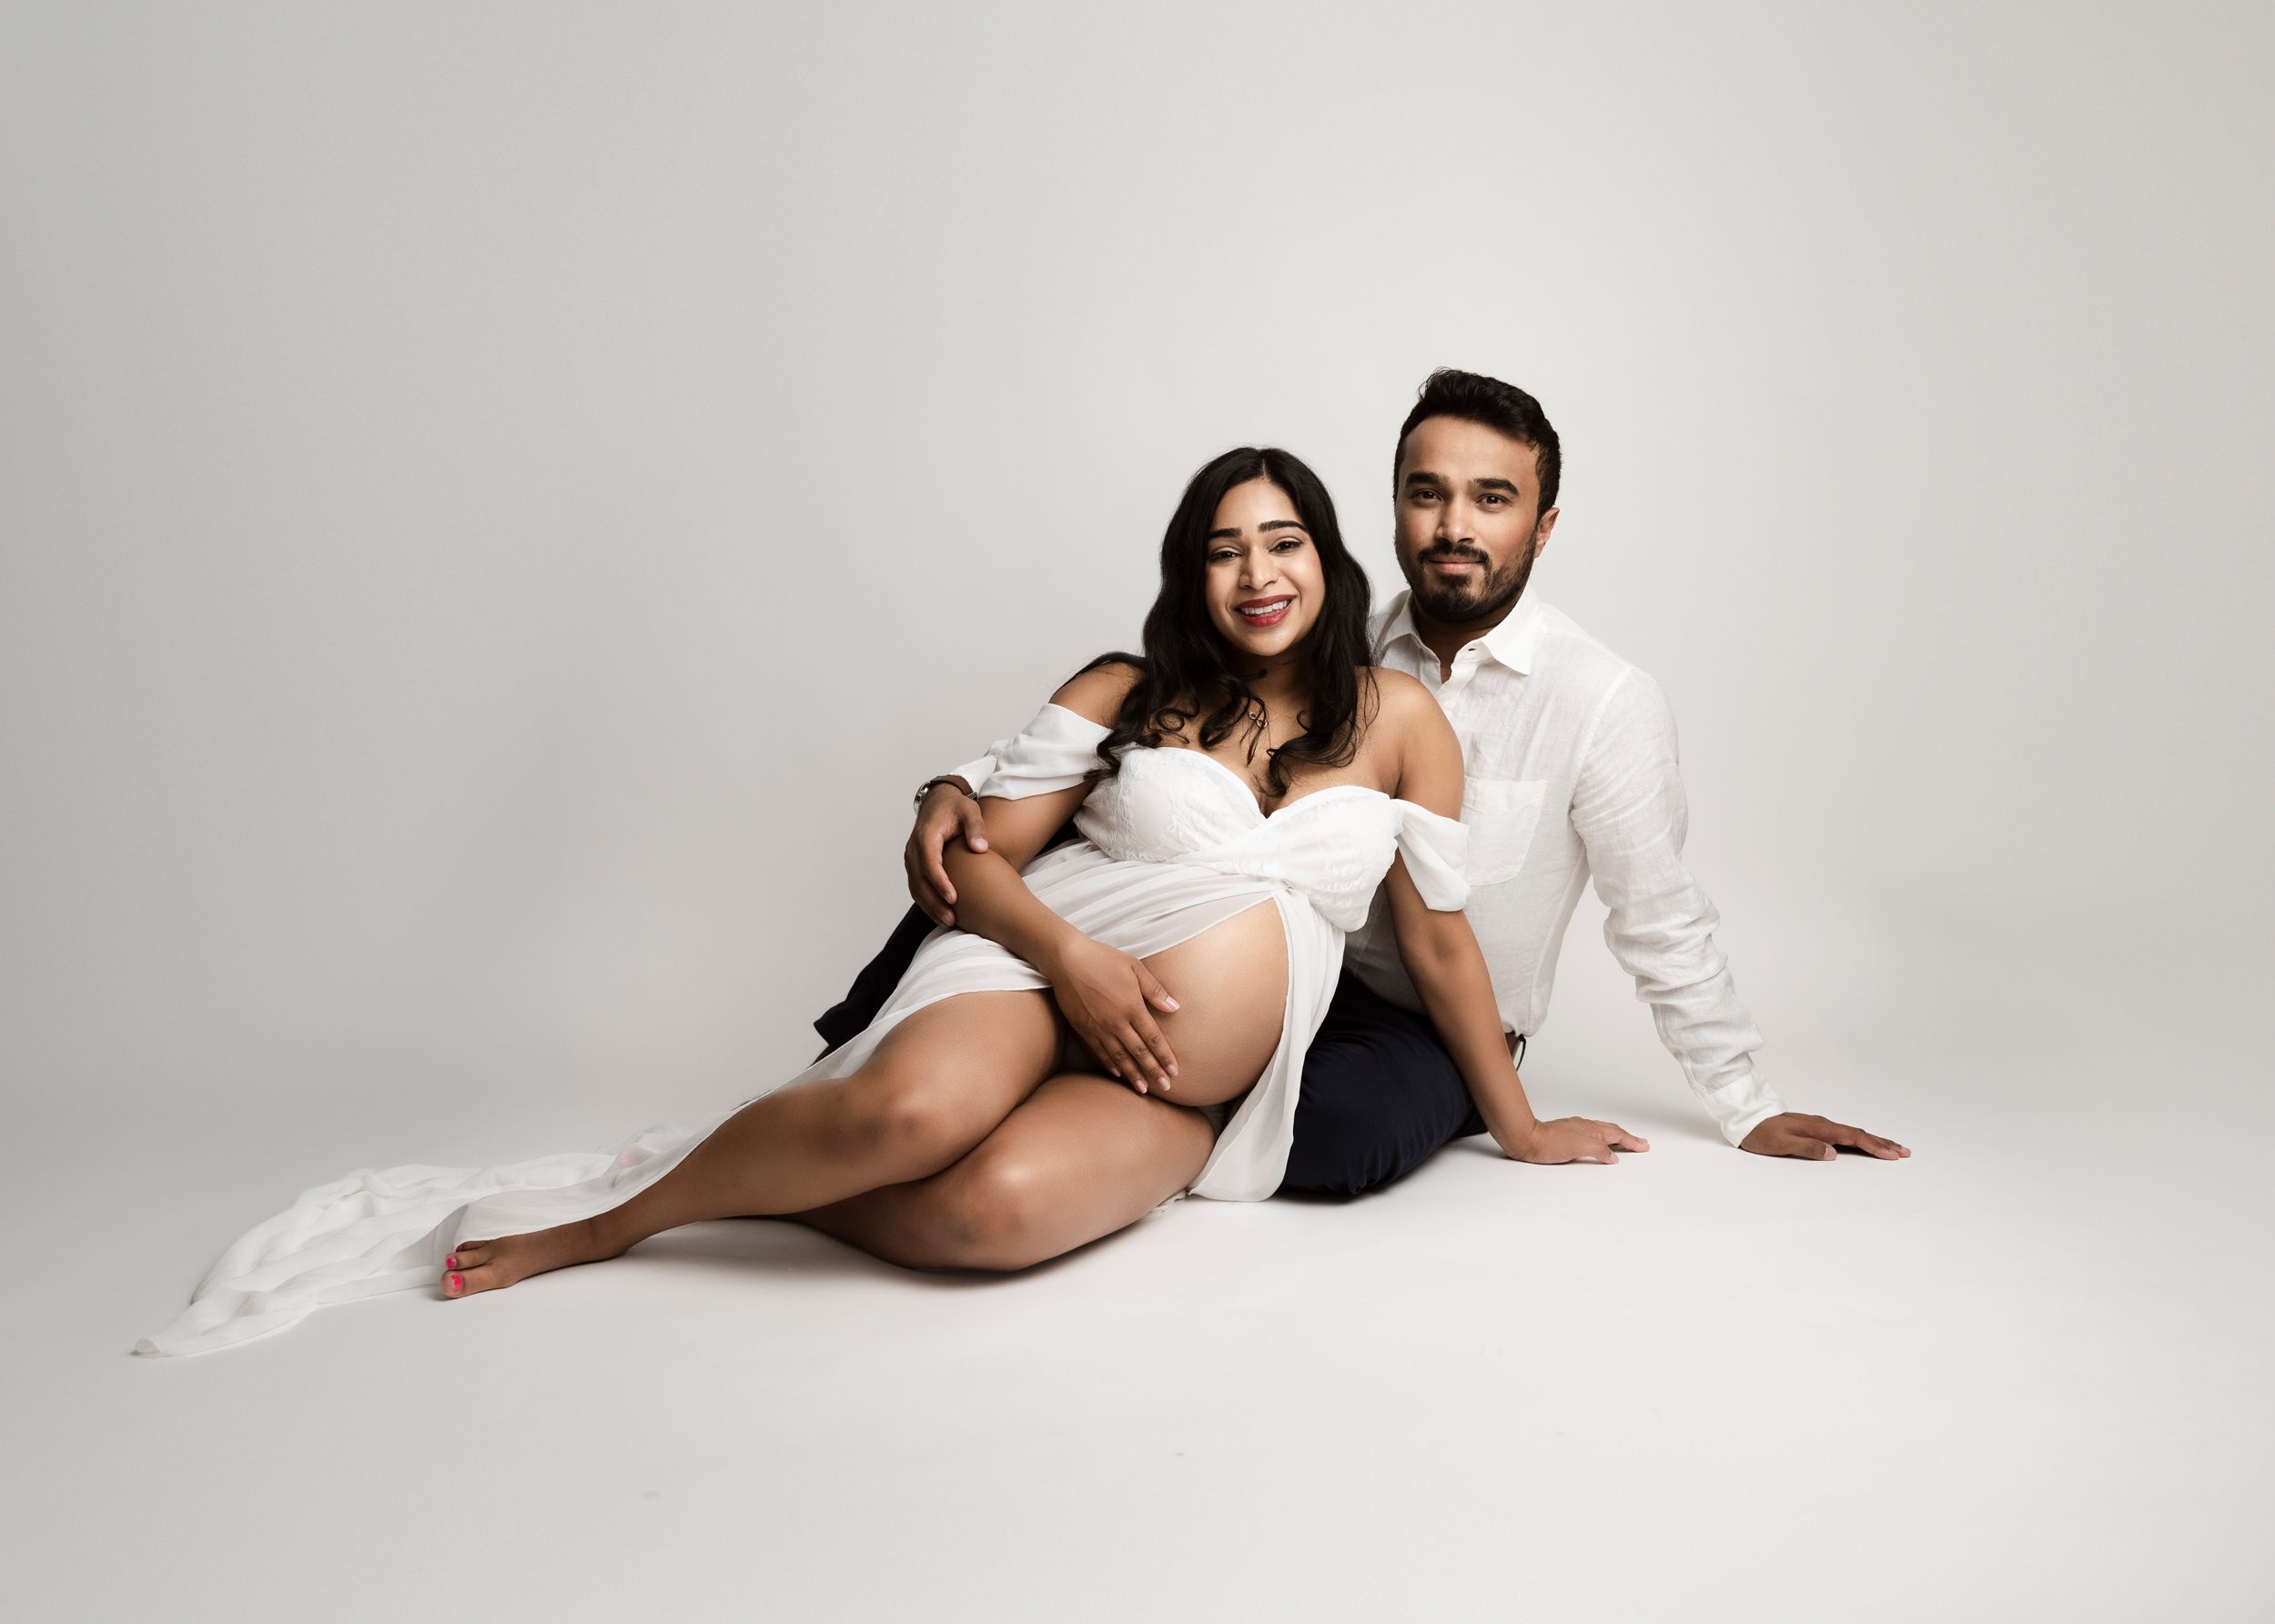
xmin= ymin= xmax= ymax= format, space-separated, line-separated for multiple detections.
xmin=1822 ymin=1122 xmax=1906 ymax=1159
xmin=1836 ymin=1123 xmax=1910 ymax=1159
xmin=924 ymin=845 xmax=957 ymax=909
xmin=907 ymin=823 xmax=959 ymax=914
xmin=905 ymin=845 xmax=956 ymax=928
xmin=1766 ymin=1115 xmax=1910 ymax=1160
xmin=956 ymin=801 xmax=989 ymax=853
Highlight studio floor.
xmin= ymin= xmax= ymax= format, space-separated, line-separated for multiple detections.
xmin=12 ymin=962 xmax=2270 ymax=1624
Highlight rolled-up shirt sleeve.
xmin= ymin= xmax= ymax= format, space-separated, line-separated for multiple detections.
xmin=1570 ymin=671 xmax=1785 ymax=1145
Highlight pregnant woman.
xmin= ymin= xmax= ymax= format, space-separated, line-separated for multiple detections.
xmin=138 ymin=445 xmax=1644 ymax=1357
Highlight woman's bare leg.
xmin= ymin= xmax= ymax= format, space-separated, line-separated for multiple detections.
xmin=804 ymin=900 xmax=1289 ymax=1269
xmin=800 ymin=1074 xmax=1217 ymax=1269
xmin=443 ymin=990 xmax=1059 ymax=1297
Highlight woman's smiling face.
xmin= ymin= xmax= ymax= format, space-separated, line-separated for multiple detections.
xmin=1203 ymin=477 xmax=1326 ymax=661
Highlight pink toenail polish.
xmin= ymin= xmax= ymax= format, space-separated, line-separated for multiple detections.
xmin=445 ymin=1254 xmax=459 ymax=1268
xmin=446 ymin=1273 xmax=462 ymax=1293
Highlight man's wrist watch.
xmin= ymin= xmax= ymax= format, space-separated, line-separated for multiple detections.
xmin=913 ymin=774 xmax=975 ymax=806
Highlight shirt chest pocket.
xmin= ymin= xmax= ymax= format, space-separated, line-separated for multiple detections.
xmin=1461 ymin=777 xmax=1549 ymax=886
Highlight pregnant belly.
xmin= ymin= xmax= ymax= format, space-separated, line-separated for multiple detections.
xmin=1057 ymin=897 xmax=1288 ymax=1109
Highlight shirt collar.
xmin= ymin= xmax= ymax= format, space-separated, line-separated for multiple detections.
xmin=1377 ymin=589 xmax=1548 ymax=675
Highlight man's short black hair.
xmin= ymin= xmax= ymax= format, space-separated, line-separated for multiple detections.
xmin=1394 ymin=368 xmax=1562 ymax=513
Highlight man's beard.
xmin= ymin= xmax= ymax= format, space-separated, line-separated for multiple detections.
xmin=1404 ymin=536 xmax=1539 ymax=627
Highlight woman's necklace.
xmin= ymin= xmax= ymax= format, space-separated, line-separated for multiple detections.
xmin=1231 ymin=695 xmax=1305 ymax=799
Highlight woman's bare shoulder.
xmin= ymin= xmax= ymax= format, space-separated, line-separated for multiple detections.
xmin=1367 ymin=664 xmax=1431 ymax=708
xmin=1365 ymin=665 xmax=1444 ymax=732
xmin=1362 ymin=664 xmax=1459 ymax=768
xmin=1049 ymin=656 xmax=1145 ymax=727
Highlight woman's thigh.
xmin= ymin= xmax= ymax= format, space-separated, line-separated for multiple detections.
xmin=1127 ymin=899 xmax=1289 ymax=1109
xmin=799 ymin=1074 xmax=1216 ymax=1271
xmin=800 ymin=987 xmax=1064 ymax=1158
xmin=848 ymin=987 xmax=1060 ymax=1090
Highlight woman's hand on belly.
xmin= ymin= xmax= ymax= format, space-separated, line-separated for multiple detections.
xmin=1039 ymin=936 xmax=1182 ymax=1094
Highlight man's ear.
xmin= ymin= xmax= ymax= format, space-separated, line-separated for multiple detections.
xmin=1531 ymin=505 xmax=1560 ymax=558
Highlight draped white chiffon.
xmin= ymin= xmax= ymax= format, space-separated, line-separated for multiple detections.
xmin=136 ymin=704 xmax=1468 ymax=1357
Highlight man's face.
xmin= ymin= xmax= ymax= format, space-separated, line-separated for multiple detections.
xmin=1392 ymin=415 xmax=1558 ymax=629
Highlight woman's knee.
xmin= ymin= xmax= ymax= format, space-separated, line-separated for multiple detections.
xmin=928 ymin=1153 xmax=1062 ymax=1272
xmin=826 ymin=1069 xmax=986 ymax=1171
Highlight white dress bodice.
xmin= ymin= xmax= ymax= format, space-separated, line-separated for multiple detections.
xmin=987 ymin=703 xmax=1469 ymax=933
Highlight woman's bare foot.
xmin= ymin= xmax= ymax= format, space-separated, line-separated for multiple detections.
xmin=440 ymin=1216 xmax=632 ymax=1298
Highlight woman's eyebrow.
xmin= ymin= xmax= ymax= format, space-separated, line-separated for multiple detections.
xmin=1206 ymin=519 xmax=1307 ymax=541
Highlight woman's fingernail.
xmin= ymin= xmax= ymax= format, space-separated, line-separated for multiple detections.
xmin=1165 ymin=998 xmax=1180 ymax=1010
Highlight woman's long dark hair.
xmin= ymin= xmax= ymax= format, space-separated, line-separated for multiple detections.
xmin=1080 ymin=446 xmax=1376 ymax=801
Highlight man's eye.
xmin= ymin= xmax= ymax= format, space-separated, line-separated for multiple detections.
xmin=1481 ymin=493 xmax=1506 ymax=506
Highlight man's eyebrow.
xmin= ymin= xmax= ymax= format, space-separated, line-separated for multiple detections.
xmin=1403 ymin=469 xmax=1520 ymax=494
xmin=1206 ymin=519 xmax=1309 ymax=540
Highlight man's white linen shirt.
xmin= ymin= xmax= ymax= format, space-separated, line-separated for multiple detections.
xmin=1342 ymin=590 xmax=1783 ymax=1145
xmin=948 ymin=590 xmax=1785 ymax=1146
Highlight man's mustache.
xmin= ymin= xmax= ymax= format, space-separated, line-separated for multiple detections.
xmin=1421 ymin=548 xmax=1491 ymax=566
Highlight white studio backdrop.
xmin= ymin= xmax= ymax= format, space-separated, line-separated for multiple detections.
xmin=4 ymin=2 xmax=2270 ymax=1149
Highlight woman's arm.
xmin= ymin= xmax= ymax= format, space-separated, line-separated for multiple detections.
xmin=935 ymin=662 xmax=1184 ymax=1094
xmin=1380 ymin=674 xmax=1649 ymax=1165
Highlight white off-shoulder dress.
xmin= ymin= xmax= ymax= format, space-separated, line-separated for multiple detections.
xmin=137 ymin=704 xmax=1469 ymax=1357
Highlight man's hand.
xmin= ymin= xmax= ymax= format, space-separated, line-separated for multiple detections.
xmin=1740 ymin=1112 xmax=1909 ymax=1161
xmin=905 ymin=779 xmax=988 ymax=927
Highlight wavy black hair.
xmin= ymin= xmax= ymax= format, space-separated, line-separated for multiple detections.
xmin=1078 ymin=446 xmax=1376 ymax=801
